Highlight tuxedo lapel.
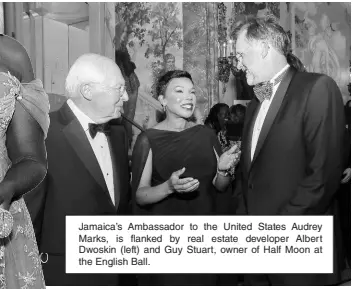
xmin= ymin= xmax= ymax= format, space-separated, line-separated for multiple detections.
xmin=107 ymin=125 xmax=126 ymax=210
xmin=59 ymin=103 xmax=111 ymax=202
xmin=251 ymin=67 xmax=296 ymax=168
xmin=243 ymin=99 xmax=261 ymax=173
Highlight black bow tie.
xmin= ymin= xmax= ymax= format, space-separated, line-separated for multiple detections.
xmin=88 ymin=122 xmax=111 ymax=138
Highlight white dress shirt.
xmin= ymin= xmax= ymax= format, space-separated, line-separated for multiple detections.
xmin=251 ymin=64 xmax=290 ymax=160
xmin=67 ymin=99 xmax=115 ymax=205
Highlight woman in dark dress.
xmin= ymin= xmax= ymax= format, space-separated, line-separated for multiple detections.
xmin=131 ymin=70 xmax=240 ymax=286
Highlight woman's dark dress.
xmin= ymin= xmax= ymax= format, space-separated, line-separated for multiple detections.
xmin=131 ymin=125 xmax=222 ymax=285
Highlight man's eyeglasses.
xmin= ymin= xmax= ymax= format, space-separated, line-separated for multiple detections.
xmin=94 ymin=83 xmax=127 ymax=96
xmin=235 ymin=45 xmax=251 ymax=71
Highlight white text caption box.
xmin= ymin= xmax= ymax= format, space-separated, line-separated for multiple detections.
xmin=66 ymin=216 xmax=333 ymax=274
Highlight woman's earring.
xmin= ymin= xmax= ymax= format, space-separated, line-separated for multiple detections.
xmin=163 ymin=105 xmax=166 ymax=112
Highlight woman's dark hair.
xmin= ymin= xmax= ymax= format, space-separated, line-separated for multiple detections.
xmin=155 ymin=70 xmax=194 ymax=123
xmin=204 ymin=103 xmax=229 ymax=134
xmin=230 ymin=104 xmax=246 ymax=115
xmin=156 ymin=70 xmax=193 ymax=97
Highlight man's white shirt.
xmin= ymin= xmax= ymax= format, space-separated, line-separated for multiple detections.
xmin=67 ymin=99 xmax=115 ymax=205
xmin=251 ymin=64 xmax=290 ymax=160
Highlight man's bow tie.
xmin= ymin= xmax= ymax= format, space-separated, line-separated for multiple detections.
xmin=253 ymin=69 xmax=288 ymax=103
xmin=88 ymin=122 xmax=111 ymax=138
xmin=253 ymin=81 xmax=273 ymax=103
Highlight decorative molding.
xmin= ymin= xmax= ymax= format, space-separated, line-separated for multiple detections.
xmin=14 ymin=3 xmax=24 ymax=45
xmin=104 ymin=2 xmax=115 ymax=60
xmin=89 ymin=3 xmax=105 ymax=56
xmin=4 ymin=3 xmax=15 ymax=37
xmin=207 ymin=3 xmax=219 ymax=110
xmin=289 ymin=3 xmax=296 ymax=53
xmin=31 ymin=3 xmax=89 ymax=25
xmin=0 ymin=3 xmax=4 ymax=34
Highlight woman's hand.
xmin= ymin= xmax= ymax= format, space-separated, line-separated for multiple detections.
xmin=341 ymin=168 xmax=351 ymax=184
xmin=218 ymin=143 xmax=241 ymax=172
xmin=167 ymin=167 xmax=200 ymax=193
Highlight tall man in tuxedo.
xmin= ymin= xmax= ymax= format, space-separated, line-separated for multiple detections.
xmin=235 ymin=17 xmax=346 ymax=285
xmin=29 ymin=53 xmax=131 ymax=286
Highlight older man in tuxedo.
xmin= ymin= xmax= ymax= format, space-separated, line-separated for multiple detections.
xmin=29 ymin=53 xmax=131 ymax=286
xmin=235 ymin=17 xmax=346 ymax=285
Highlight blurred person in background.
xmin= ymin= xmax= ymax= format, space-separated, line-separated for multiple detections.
xmin=230 ymin=104 xmax=246 ymax=126
xmin=219 ymin=104 xmax=246 ymax=150
xmin=204 ymin=102 xmax=229 ymax=135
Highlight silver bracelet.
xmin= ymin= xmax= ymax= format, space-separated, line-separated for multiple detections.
xmin=217 ymin=169 xmax=229 ymax=177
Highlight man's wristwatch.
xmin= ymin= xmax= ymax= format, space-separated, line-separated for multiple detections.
xmin=217 ymin=168 xmax=229 ymax=177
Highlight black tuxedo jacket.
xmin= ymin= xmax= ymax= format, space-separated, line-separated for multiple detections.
xmin=28 ymin=102 xmax=131 ymax=286
xmin=237 ymin=67 xmax=346 ymax=285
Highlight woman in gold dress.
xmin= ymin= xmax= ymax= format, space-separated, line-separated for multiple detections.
xmin=0 ymin=33 xmax=48 ymax=288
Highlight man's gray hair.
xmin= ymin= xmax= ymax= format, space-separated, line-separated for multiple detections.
xmin=235 ymin=16 xmax=291 ymax=56
xmin=65 ymin=53 xmax=117 ymax=98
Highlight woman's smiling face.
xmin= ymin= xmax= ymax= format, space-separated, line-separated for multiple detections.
xmin=160 ymin=77 xmax=196 ymax=119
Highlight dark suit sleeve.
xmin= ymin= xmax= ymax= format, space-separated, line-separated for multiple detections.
xmin=279 ymin=75 xmax=345 ymax=215
xmin=343 ymin=129 xmax=350 ymax=169
xmin=131 ymin=131 xmax=151 ymax=215
xmin=234 ymin=154 xmax=247 ymax=215
xmin=342 ymin=103 xmax=351 ymax=169
xmin=233 ymin=105 xmax=253 ymax=216
xmin=123 ymin=125 xmax=133 ymax=215
xmin=1 ymin=101 xmax=47 ymax=204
